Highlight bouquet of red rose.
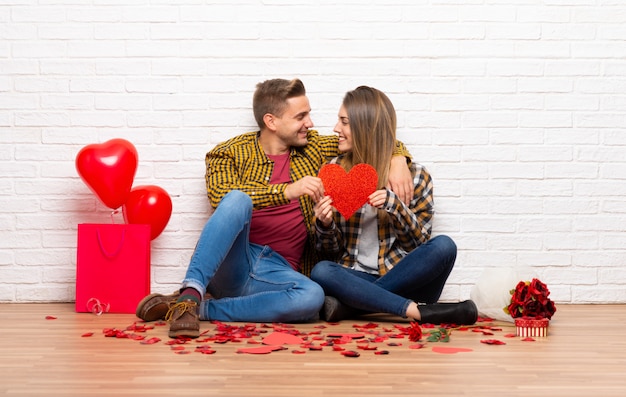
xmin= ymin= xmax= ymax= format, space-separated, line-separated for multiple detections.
xmin=504 ymin=278 xmax=556 ymax=320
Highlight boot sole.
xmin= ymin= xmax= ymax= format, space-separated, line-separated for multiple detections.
xmin=168 ymin=329 xmax=200 ymax=339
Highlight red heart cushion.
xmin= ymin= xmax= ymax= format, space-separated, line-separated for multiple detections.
xmin=318 ymin=163 xmax=378 ymax=219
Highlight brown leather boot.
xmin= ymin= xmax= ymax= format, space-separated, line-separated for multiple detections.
xmin=135 ymin=291 xmax=180 ymax=322
xmin=165 ymin=299 xmax=200 ymax=339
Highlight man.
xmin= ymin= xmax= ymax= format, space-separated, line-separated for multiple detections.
xmin=135 ymin=78 xmax=413 ymax=338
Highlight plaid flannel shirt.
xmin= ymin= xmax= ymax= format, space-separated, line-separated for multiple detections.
xmin=314 ymin=160 xmax=434 ymax=276
xmin=205 ymin=130 xmax=412 ymax=276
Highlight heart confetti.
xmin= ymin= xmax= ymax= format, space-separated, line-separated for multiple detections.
xmin=480 ymin=339 xmax=506 ymax=345
xmin=326 ymin=333 xmax=366 ymax=339
xmin=237 ymin=346 xmax=286 ymax=354
xmin=85 ymin=316 xmax=535 ymax=359
xmin=318 ymin=163 xmax=378 ymax=219
xmin=261 ymin=331 xmax=304 ymax=346
xmin=432 ymin=346 xmax=473 ymax=354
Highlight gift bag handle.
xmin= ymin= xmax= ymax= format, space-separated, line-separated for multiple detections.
xmin=96 ymin=227 xmax=126 ymax=259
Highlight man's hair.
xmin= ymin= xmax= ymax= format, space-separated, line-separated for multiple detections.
xmin=253 ymin=78 xmax=306 ymax=130
xmin=341 ymin=86 xmax=397 ymax=189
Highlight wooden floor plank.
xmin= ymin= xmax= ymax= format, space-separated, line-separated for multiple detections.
xmin=0 ymin=303 xmax=624 ymax=396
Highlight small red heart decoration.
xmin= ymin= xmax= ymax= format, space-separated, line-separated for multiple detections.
xmin=261 ymin=331 xmax=304 ymax=346
xmin=75 ymin=138 xmax=138 ymax=209
xmin=432 ymin=347 xmax=474 ymax=354
xmin=326 ymin=333 xmax=366 ymax=339
xmin=318 ymin=163 xmax=378 ymax=219
xmin=236 ymin=345 xmax=285 ymax=355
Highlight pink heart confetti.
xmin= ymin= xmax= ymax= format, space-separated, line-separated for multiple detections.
xmin=432 ymin=347 xmax=474 ymax=354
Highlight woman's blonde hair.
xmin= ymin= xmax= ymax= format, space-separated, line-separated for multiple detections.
xmin=340 ymin=86 xmax=396 ymax=189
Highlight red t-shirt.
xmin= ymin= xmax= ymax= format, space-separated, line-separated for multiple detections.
xmin=249 ymin=153 xmax=307 ymax=271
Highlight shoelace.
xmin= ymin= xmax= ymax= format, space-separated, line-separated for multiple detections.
xmin=164 ymin=300 xmax=197 ymax=322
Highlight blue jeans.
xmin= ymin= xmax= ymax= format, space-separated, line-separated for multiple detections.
xmin=181 ymin=190 xmax=324 ymax=322
xmin=310 ymin=235 xmax=457 ymax=318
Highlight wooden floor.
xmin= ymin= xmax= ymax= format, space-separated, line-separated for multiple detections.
xmin=0 ymin=303 xmax=624 ymax=397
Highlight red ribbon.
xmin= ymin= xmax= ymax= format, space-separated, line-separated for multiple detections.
xmin=86 ymin=298 xmax=110 ymax=315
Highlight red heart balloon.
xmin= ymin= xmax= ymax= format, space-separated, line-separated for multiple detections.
xmin=75 ymin=139 xmax=138 ymax=209
xmin=123 ymin=185 xmax=172 ymax=240
xmin=318 ymin=163 xmax=378 ymax=219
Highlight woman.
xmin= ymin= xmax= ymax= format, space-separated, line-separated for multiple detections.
xmin=312 ymin=86 xmax=477 ymax=325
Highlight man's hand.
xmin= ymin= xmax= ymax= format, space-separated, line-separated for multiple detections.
xmin=387 ymin=156 xmax=413 ymax=204
xmin=285 ymin=175 xmax=324 ymax=203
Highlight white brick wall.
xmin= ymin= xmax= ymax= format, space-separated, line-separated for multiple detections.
xmin=1 ymin=1 xmax=625 ymax=305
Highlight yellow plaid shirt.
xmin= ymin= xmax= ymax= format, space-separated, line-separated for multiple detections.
xmin=205 ymin=129 xmax=411 ymax=276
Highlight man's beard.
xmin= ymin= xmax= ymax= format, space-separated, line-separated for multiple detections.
xmin=289 ymin=131 xmax=309 ymax=147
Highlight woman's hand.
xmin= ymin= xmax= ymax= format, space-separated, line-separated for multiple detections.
xmin=368 ymin=189 xmax=388 ymax=209
xmin=314 ymin=195 xmax=334 ymax=227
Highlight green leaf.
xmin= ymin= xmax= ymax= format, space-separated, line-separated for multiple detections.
xmin=426 ymin=333 xmax=440 ymax=342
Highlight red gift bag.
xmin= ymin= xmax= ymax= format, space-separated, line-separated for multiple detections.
xmin=76 ymin=223 xmax=151 ymax=314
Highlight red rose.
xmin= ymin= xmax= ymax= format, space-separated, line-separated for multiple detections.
xmin=542 ymin=299 xmax=557 ymax=319
xmin=529 ymin=279 xmax=550 ymax=304
xmin=504 ymin=278 xmax=557 ymax=320
xmin=408 ymin=322 xmax=422 ymax=342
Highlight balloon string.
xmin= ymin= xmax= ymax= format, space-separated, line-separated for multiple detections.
xmin=110 ymin=209 xmax=120 ymax=224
